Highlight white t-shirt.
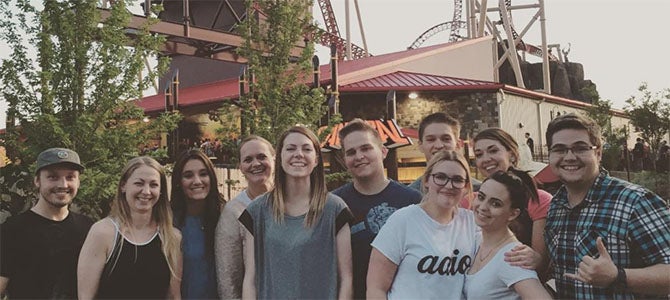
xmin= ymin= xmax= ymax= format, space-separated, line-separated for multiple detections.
xmin=371 ymin=204 xmax=478 ymax=300
xmin=464 ymin=241 xmax=539 ymax=300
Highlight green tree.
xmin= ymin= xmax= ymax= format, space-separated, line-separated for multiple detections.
xmin=625 ymin=83 xmax=670 ymax=167
xmin=584 ymin=98 xmax=628 ymax=170
xmin=0 ymin=0 xmax=181 ymax=219
xmin=213 ymin=0 xmax=325 ymax=150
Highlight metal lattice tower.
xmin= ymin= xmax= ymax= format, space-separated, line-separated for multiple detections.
xmin=316 ymin=0 xmax=370 ymax=60
xmin=448 ymin=0 xmax=464 ymax=42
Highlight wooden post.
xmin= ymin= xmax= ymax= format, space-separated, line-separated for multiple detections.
xmin=385 ymin=90 xmax=398 ymax=181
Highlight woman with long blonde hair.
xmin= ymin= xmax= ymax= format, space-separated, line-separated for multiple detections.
xmin=78 ymin=156 xmax=182 ymax=299
xmin=240 ymin=126 xmax=353 ymax=299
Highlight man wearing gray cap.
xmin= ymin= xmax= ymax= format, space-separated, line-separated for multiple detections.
xmin=0 ymin=148 xmax=94 ymax=299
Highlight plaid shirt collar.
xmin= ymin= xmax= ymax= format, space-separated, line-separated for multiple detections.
xmin=554 ymin=167 xmax=610 ymax=209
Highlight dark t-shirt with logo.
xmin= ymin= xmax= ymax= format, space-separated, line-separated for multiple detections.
xmin=333 ymin=181 xmax=421 ymax=299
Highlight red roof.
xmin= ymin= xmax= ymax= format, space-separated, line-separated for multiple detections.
xmin=136 ymin=77 xmax=239 ymax=113
xmin=340 ymin=71 xmax=503 ymax=92
xmin=135 ymin=39 xmax=494 ymax=112
xmin=133 ymin=37 xmax=618 ymax=116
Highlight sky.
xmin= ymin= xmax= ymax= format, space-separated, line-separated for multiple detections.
xmin=312 ymin=0 xmax=670 ymax=108
xmin=2 ymin=0 xmax=669 ymax=127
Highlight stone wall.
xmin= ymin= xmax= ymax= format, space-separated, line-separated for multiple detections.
xmin=339 ymin=90 xmax=499 ymax=138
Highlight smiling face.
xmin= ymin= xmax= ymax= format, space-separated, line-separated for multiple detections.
xmin=281 ymin=132 xmax=318 ymax=179
xmin=34 ymin=166 xmax=80 ymax=208
xmin=342 ymin=130 xmax=388 ymax=181
xmin=424 ymin=160 xmax=468 ymax=209
xmin=122 ymin=165 xmax=161 ymax=214
xmin=474 ymin=138 xmax=515 ymax=177
xmin=180 ymin=158 xmax=211 ymax=201
xmin=549 ymin=128 xmax=601 ymax=187
xmin=419 ymin=123 xmax=458 ymax=161
xmin=473 ymin=179 xmax=520 ymax=229
xmin=239 ymin=139 xmax=274 ymax=188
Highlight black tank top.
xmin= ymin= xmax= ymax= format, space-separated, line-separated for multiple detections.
xmin=97 ymin=225 xmax=170 ymax=299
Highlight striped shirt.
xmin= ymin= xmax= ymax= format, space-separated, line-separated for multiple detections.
xmin=545 ymin=169 xmax=670 ymax=299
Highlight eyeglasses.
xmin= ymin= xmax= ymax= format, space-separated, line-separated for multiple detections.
xmin=430 ymin=173 xmax=467 ymax=189
xmin=549 ymin=144 xmax=598 ymax=156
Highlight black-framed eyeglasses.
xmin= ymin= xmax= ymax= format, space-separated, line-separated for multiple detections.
xmin=549 ymin=144 xmax=598 ymax=156
xmin=430 ymin=173 xmax=467 ymax=189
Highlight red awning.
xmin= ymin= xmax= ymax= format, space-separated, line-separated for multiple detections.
xmin=319 ymin=119 xmax=412 ymax=151
xmin=534 ymin=165 xmax=559 ymax=184
xmin=401 ymin=127 xmax=418 ymax=139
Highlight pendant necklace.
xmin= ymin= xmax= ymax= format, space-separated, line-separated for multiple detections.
xmin=477 ymin=235 xmax=514 ymax=262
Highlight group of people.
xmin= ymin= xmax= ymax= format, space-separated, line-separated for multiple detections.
xmin=1 ymin=112 xmax=668 ymax=299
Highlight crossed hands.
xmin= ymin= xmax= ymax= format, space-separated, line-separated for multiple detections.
xmin=564 ymin=237 xmax=618 ymax=287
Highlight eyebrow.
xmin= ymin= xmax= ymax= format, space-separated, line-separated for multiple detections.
xmin=285 ymin=143 xmax=307 ymax=147
xmin=489 ymin=197 xmax=504 ymax=202
xmin=425 ymin=134 xmax=452 ymax=137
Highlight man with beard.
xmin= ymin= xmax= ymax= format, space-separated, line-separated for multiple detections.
xmin=540 ymin=114 xmax=670 ymax=298
xmin=332 ymin=119 xmax=421 ymax=299
xmin=0 ymin=148 xmax=94 ymax=299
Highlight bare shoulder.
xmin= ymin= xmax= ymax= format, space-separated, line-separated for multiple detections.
xmin=171 ymin=226 xmax=182 ymax=241
xmin=88 ymin=218 xmax=117 ymax=241
xmin=83 ymin=218 xmax=117 ymax=257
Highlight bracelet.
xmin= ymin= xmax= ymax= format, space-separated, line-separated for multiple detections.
xmin=609 ymin=267 xmax=627 ymax=290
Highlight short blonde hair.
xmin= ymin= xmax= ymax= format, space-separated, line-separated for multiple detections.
xmin=421 ymin=150 xmax=473 ymax=203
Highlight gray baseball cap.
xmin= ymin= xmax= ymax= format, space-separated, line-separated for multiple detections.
xmin=35 ymin=148 xmax=85 ymax=174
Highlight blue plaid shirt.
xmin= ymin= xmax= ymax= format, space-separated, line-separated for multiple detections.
xmin=545 ymin=169 xmax=670 ymax=299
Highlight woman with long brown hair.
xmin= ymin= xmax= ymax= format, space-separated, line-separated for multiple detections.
xmin=464 ymin=168 xmax=551 ymax=299
xmin=171 ymin=149 xmax=224 ymax=298
xmin=473 ymin=128 xmax=551 ymax=272
xmin=240 ymin=126 xmax=353 ymax=299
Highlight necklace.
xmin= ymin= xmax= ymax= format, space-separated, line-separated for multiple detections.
xmin=477 ymin=235 xmax=514 ymax=262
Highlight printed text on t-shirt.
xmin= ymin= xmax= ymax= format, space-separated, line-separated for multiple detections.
xmin=416 ymin=249 xmax=472 ymax=275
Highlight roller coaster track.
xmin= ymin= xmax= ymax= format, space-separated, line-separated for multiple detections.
xmin=408 ymin=0 xmax=556 ymax=61
xmin=316 ymin=0 xmax=369 ymax=60
xmin=408 ymin=21 xmax=466 ymax=50
xmin=316 ymin=29 xmax=369 ymax=60
xmin=408 ymin=0 xmax=466 ymax=49
xmin=448 ymin=0 xmax=464 ymax=42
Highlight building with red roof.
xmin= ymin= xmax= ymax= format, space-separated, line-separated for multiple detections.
xmin=135 ymin=36 xmax=633 ymax=183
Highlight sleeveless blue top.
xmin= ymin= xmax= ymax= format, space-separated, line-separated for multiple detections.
xmin=180 ymin=216 xmax=218 ymax=299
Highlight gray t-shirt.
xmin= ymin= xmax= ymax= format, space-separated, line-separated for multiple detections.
xmin=240 ymin=192 xmax=353 ymax=299
xmin=464 ymin=241 xmax=539 ymax=300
